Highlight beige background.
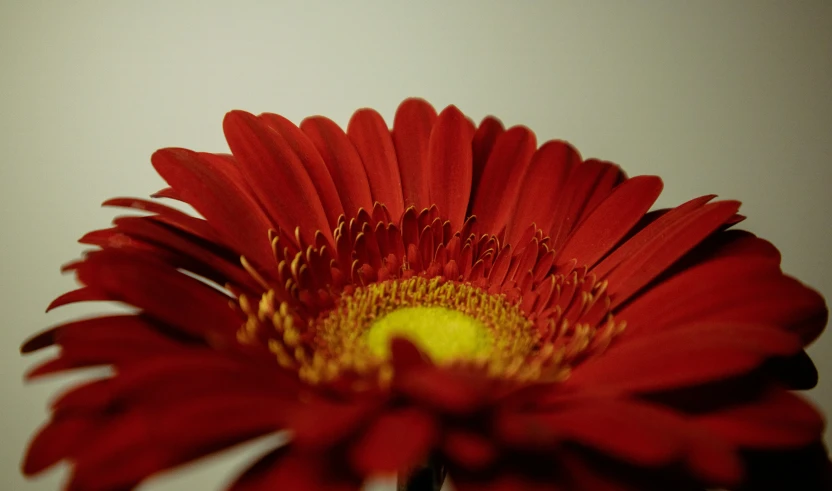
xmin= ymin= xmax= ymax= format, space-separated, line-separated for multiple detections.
xmin=1 ymin=1 xmax=830 ymax=490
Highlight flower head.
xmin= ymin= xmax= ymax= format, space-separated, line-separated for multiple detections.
xmin=22 ymin=99 xmax=830 ymax=490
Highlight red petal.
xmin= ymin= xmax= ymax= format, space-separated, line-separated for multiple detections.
xmin=605 ymin=200 xmax=741 ymax=307
xmin=106 ymin=215 xmax=257 ymax=291
xmin=73 ymin=250 xmax=241 ymax=347
xmin=505 ymin=140 xmax=581 ymax=246
xmin=428 ymin=105 xmax=474 ymax=230
xmin=259 ymin=112 xmax=345 ymax=229
xmin=348 ymin=407 xmax=436 ymax=473
xmin=287 ymin=399 xmax=380 ymax=450
xmin=392 ymin=98 xmax=437 ymax=210
xmin=556 ymin=175 xmax=663 ymax=268
xmin=505 ymin=397 xmax=742 ymax=485
xmin=547 ymin=160 xmax=625 ymax=251
xmin=151 ymin=148 xmax=276 ymax=272
xmin=591 ymin=195 xmax=715 ymax=278
xmin=392 ymin=343 xmax=491 ymax=414
xmin=223 ymin=110 xmax=333 ymax=247
xmin=470 ymin=116 xmax=505 ymax=202
xmin=46 ymin=287 xmax=109 ymax=312
xmin=347 ymin=108 xmax=404 ymax=219
xmin=51 ymin=353 xmax=292 ymax=414
xmin=470 ymin=127 xmax=537 ymax=234
xmin=693 ymin=387 xmax=824 ymax=448
xmin=102 ymin=197 xmax=222 ymax=244
xmin=24 ymin=315 xmax=184 ymax=378
xmin=565 ymin=323 xmax=802 ymax=394
xmin=443 ymin=430 xmax=496 ymax=469
xmin=300 ymin=116 xmax=374 ymax=219
xmin=67 ymin=393 xmax=285 ymax=490
xmin=229 ymin=446 xmax=360 ymax=491
xmin=618 ymin=255 xmax=828 ymax=344
xmin=23 ymin=416 xmax=93 ymax=475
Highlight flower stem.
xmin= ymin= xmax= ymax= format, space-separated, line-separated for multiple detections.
xmin=397 ymin=456 xmax=447 ymax=491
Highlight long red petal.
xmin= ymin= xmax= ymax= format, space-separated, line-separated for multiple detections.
xmin=223 ymin=110 xmax=333 ymax=246
xmin=102 ymin=197 xmax=222 ymax=244
xmin=547 ymin=160 xmax=624 ymax=251
xmin=229 ymin=446 xmax=360 ymax=491
xmin=73 ymin=250 xmax=241 ymax=347
xmin=392 ymin=98 xmax=437 ymax=210
xmin=605 ymin=200 xmax=741 ymax=307
xmin=556 ymin=175 xmax=663 ymax=268
xmin=259 ymin=112 xmax=345 ymax=228
xmin=151 ymin=148 xmax=275 ymax=272
xmin=428 ymin=105 xmax=474 ymax=229
xmin=619 ymin=255 xmax=828 ymax=344
xmin=67 ymin=393 xmax=285 ymax=490
xmin=348 ymin=407 xmax=436 ymax=473
xmin=565 ymin=323 xmax=802 ymax=394
xmin=505 ymin=140 xmax=581 ymax=246
xmin=470 ymin=126 xmax=537 ymax=234
xmin=347 ymin=108 xmax=404 ymax=218
xmin=693 ymin=387 xmax=824 ymax=448
xmin=300 ymin=116 xmax=374 ymax=219
xmin=469 ymin=116 xmax=505 ymax=204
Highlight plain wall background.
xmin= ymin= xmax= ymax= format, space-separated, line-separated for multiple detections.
xmin=1 ymin=1 xmax=830 ymax=490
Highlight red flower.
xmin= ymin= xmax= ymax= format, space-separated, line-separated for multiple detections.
xmin=22 ymin=98 xmax=830 ymax=491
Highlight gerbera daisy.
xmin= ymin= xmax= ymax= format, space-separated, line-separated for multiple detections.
xmin=22 ymin=98 xmax=830 ymax=491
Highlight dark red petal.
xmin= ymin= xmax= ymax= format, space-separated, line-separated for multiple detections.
xmin=591 ymin=195 xmax=715 ymax=278
xmin=556 ymin=175 xmax=663 ymax=268
xmin=547 ymin=160 xmax=625 ymax=251
xmin=347 ymin=108 xmax=404 ymax=218
xmin=443 ymin=430 xmax=497 ymax=469
xmin=348 ymin=407 xmax=436 ymax=474
xmin=287 ymin=399 xmax=380 ymax=450
xmin=428 ymin=105 xmax=474 ymax=230
xmin=45 ymin=287 xmax=109 ymax=312
xmin=693 ymin=387 xmax=824 ymax=448
xmin=23 ymin=415 xmax=93 ymax=475
xmin=505 ymin=398 xmax=741 ymax=485
xmin=768 ymin=350 xmax=819 ymax=389
xmin=51 ymin=353 xmax=292 ymax=415
xmin=102 ymin=197 xmax=222 ymax=244
xmin=300 ymin=116 xmax=374 ymax=219
xmin=223 ymin=110 xmax=333 ymax=247
xmin=104 ymin=215 xmax=258 ymax=292
xmin=618 ymin=256 xmax=827 ymax=344
xmin=67 ymin=394 xmax=285 ymax=490
xmin=392 ymin=98 xmax=437 ymax=210
xmin=24 ymin=315 xmax=186 ymax=378
xmin=259 ymin=112 xmax=345 ymax=229
xmin=505 ymin=140 xmax=581 ymax=246
xmin=470 ymin=116 xmax=505 ymax=202
xmin=470 ymin=126 xmax=537 ymax=234
xmin=150 ymin=186 xmax=180 ymax=200
xmin=739 ymin=441 xmax=832 ymax=491
xmin=565 ymin=323 xmax=802 ymax=394
xmin=229 ymin=446 xmax=360 ymax=491
xmin=393 ymin=364 xmax=489 ymax=414
xmin=605 ymin=200 xmax=741 ymax=307
xmin=73 ymin=250 xmax=240 ymax=347
xmin=151 ymin=148 xmax=275 ymax=272
xmin=684 ymin=229 xmax=782 ymax=265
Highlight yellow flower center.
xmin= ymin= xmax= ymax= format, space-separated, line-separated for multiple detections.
xmin=299 ymin=277 xmax=539 ymax=386
xmin=365 ymin=306 xmax=494 ymax=363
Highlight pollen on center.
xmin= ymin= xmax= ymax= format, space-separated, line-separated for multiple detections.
xmin=365 ymin=306 xmax=494 ymax=363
